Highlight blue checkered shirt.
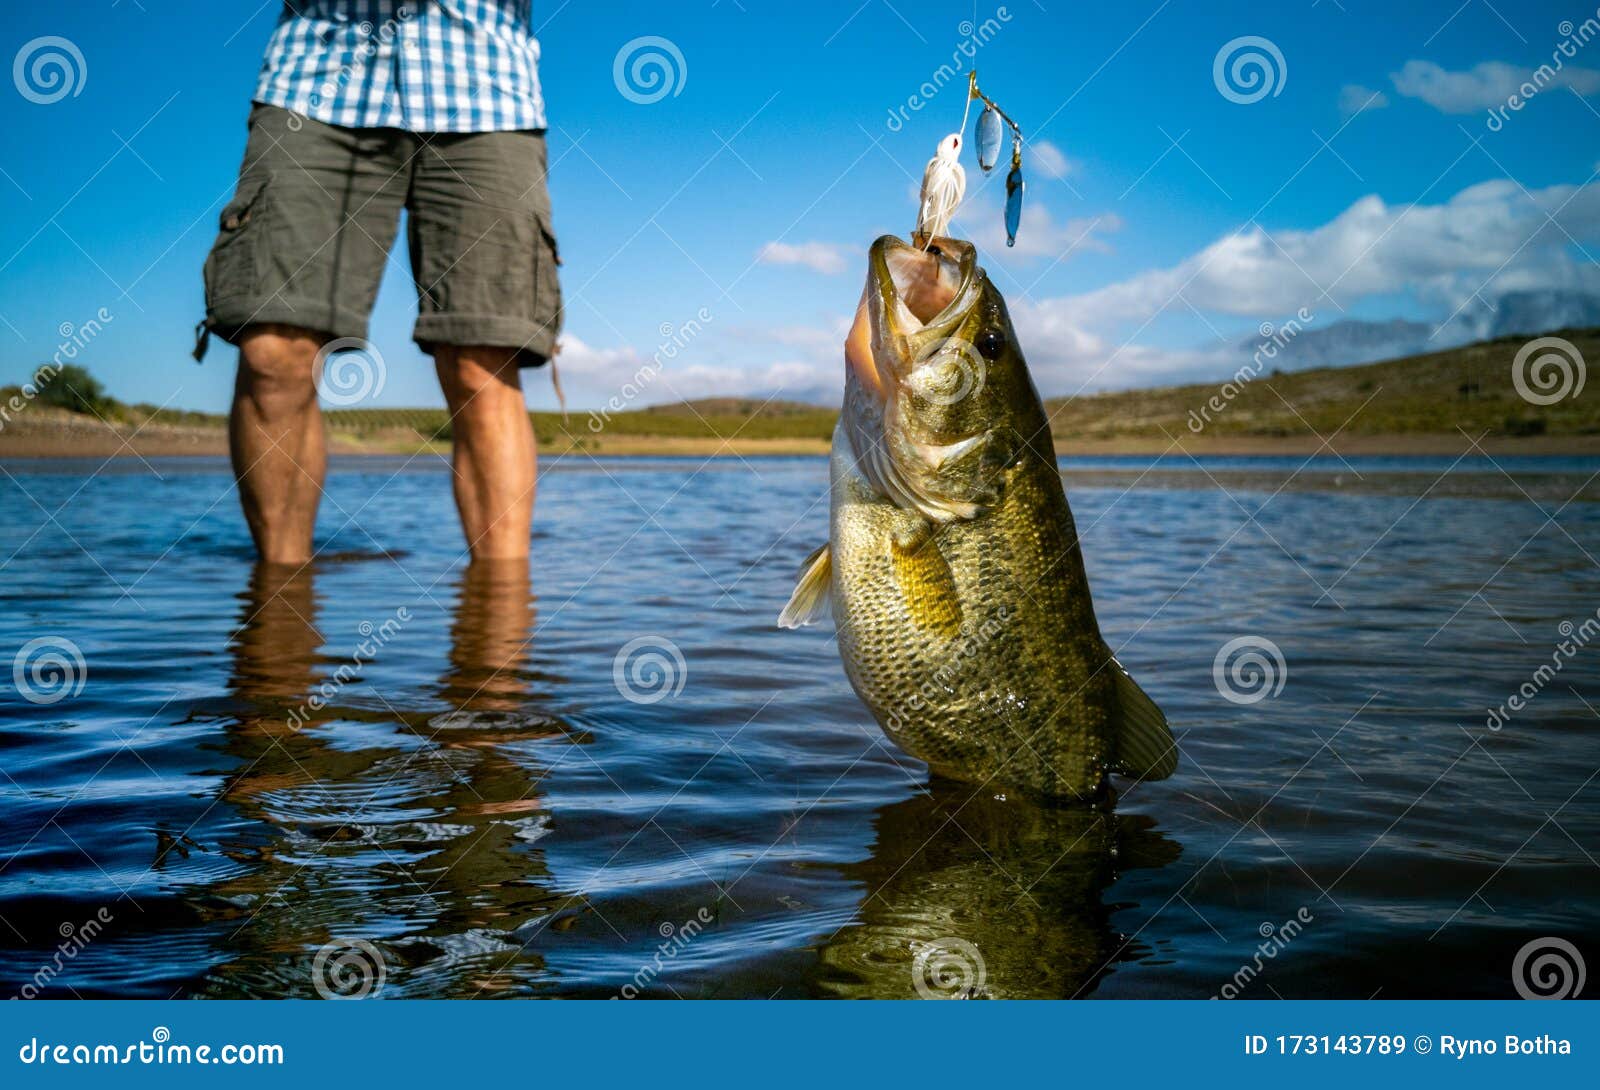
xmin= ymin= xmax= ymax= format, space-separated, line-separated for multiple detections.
xmin=253 ymin=1 xmax=547 ymax=133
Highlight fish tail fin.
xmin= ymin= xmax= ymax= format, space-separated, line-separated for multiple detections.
xmin=1109 ymin=657 xmax=1178 ymax=781
xmin=777 ymin=544 xmax=832 ymax=629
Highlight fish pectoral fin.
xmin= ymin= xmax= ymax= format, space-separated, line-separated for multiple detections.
xmin=777 ymin=544 xmax=833 ymax=629
xmin=1109 ymin=658 xmax=1179 ymax=781
xmin=890 ymin=532 xmax=962 ymax=637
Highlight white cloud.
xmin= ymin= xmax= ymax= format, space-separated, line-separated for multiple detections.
xmin=565 ymin=178 xmax=1600 ymax=404
xmin=1390 ymin=59 xmax=1600 ymax=113
xmin=1338 ymin=84 xmax=1389 ymax=118
xmin=1012 ymin=178 xmax=1600 ymax=391
xmin=1030 ymin=140 xmax=1074 ymax=180
xmin=553 ymin=328 xmax=844 ymax=410
xmin=756 ymin=240 xmax=849 ymax=275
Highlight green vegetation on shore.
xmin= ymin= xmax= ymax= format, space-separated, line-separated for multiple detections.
xmin=4 ymin=329 xmax=1596 ymax=455
xmin=1042 ymin=328 xmax=1600 ymax=444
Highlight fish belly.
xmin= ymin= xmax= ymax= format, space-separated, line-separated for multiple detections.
xmin=828 ymin=438 xmax=1118 ymax=800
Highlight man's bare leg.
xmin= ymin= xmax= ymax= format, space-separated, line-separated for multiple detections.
xmin=230 ymin=324 xmax=326 ymax=566
xmin=435 ymin=346 xmax=536 ymax=560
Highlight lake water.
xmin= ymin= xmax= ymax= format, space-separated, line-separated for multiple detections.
xmin=1 ymin=453 xmax=1596 ymax=999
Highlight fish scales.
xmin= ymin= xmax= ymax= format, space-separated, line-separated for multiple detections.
xmin=781 ymin=235 xmax=1176 ymax=801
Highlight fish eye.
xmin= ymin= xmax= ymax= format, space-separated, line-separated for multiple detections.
xmin=976 ymin=329 xmax=1006 ymax=360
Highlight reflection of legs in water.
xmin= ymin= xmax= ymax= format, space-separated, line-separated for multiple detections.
xmin=229 ymin=562 xmax=323 ymax=715
xmin=200 ymin=561 xmax=563 ymax=997
xmin=441 ymin=558 xmax=535 ymax=712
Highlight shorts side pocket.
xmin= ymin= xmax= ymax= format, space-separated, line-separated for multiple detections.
xmin=203 ymin=177 xmax=269 ymax=318
xmin=532 ymin=213 xmax=564 ymax=352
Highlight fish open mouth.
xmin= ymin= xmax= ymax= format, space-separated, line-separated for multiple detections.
xmin=845 ymin=235 xmax=979 ymax=399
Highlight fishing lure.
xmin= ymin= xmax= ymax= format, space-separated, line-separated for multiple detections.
xmin=966 ymin=71 xmax=1025 ymax=247
xmin=916 ymin=133 xmax=967 ymax=244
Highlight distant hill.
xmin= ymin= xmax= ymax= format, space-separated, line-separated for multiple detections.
xmin=631 ymin=397 xmax=830 ymax=418
xmin=3 ymin=329 xmax=1596 ymax=457
xmin=1045 ymin=327 xmax=1599 ymax=447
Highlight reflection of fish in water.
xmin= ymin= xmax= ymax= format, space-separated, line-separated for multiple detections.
xmin=781 ymin=235 xmax=1177 ymax=802
xmin=812 ymin=784 xmax=1180 ymax=999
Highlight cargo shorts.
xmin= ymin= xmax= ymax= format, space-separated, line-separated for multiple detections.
xmin=198 ymin=103 xmax=561 ymax=365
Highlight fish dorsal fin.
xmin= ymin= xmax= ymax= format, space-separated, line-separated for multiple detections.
xmin=1109 ymin=658 xmax=1178 ymax=780
xmin=777 ymin=544 xmax=832 ymax=629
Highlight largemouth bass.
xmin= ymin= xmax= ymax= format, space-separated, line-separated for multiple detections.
xmin=779 ymin=235 xmax=1177 ymax=801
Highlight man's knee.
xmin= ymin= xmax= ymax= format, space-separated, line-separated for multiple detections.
xmin=436 ymin=346 xmax=524 ymax=403
xmin=237 ymin=324 xmax=324 ymax=409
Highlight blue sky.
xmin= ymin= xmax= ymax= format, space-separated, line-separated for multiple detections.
xmin=2 ymin=0 xmax=1598 ymax=411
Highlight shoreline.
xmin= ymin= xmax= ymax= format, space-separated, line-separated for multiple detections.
xmin=3 ymin=430 xmax=1598 ymax=460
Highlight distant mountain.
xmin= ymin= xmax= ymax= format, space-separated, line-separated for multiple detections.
xmin=1488 ymin=290 xmax=1600 ymax=337
xmin=1246 ymin=318 xmax=1436 ymax=371
xmin=1241 ymin=290 xmax=1600 ymax=373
